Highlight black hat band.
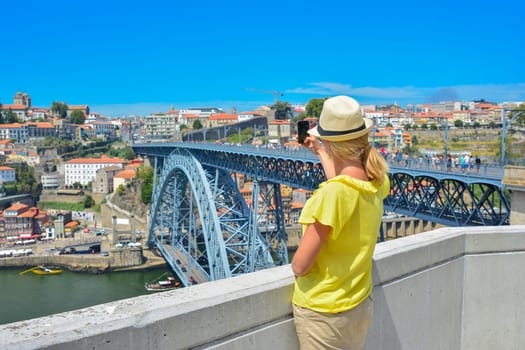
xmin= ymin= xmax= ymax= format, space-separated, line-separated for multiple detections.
xmin=317 ymin=122 xmax=366 ymax=136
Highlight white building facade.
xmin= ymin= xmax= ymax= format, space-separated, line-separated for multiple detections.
xmin=0 ymin=166 xmax=16 ymax=183
xmin=64 ymin=156 xmax=126 ymax=186
xmin=0 ymin=123 xmax=29 ymax=143
xmin=41 ymin=174 xmax=62 ymax=189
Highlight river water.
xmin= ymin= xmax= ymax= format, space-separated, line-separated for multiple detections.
xmin=0 ymin=267 xmax=174 ymax=325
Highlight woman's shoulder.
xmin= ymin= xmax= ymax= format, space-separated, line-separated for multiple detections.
xmin=323 ymin=175 xmax=387 ymax=195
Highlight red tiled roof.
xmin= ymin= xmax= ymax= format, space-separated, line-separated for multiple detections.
xmin=268 ymin=120 xmax=290 ymax=125
xmin=6 ymin=202 xmax=28 ymax=211
xmin=208 ymin=113 xmax=238 ymax=121
xmin=27 ymin=122 xmax=55 ymax=128
xmin=115 ymin=169 xmax=136 ymax=179
xmin=66 ymin=155 xmax=126 ymax=164
xmin=240 ymin=111 xmax=264 ymax=115
xmin=19 ymin=211 xmax=36 ymax=218
xmin=0 ymin=166 xmax=15 ymax=171
xmin=374 ymin=131 xmax=389 ymax=137
xmin=181 ymin=113 xmax=199 ymax=119
xmin=0 ymin=104 xmax=26 ymax=110
xmin=0 ymin=123 xmax=24 ymax=129
xmin=68 ymin=105 xmax=89 ymax=110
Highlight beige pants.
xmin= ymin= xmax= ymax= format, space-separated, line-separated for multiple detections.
xmin=293 ymin=296 xmax=373 ymax=350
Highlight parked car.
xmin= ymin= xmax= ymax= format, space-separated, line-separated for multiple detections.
xmin=60 ymin=247 xmax=77 ymax=255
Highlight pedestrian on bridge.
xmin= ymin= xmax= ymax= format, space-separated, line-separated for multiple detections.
xmin=292 ymin=96 xmax=390 ymax=350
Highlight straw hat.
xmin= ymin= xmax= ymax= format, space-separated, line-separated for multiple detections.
xmin=308 ymin=96 xmax=372 ymax=141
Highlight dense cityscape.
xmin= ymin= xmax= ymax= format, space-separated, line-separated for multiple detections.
xmin=0 ymin=91 xmax=523 ymax=250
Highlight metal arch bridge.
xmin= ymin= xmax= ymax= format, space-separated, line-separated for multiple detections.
xmin=133 ymin=142 xmax=510 ymax=285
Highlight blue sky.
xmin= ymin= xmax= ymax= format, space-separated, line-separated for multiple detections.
xmin=1 ymin=0 xmax=524 ymax=116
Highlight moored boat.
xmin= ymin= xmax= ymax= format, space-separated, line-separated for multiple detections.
xmin=20 ymin=266 xmax=63 ymax=275
xmin=144 ymin=273 xmax=180 ymax=292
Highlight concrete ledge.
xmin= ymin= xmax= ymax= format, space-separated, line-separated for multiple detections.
xmin=0 ymin=265 xmax=296 ymax=350
xmin=1 ymin=226 xmax=524 ymax=350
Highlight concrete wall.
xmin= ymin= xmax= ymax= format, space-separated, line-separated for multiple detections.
xmin=0 ymin=248 xmax=143 ymax=272
xmin=1 ymin=226 xmax=524 ymax=350
xmin=381 ymin=217 xmax=438 ymax=239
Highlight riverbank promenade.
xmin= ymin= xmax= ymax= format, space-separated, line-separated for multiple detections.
xmin=1 ymin=225 xmax=524 ymax=349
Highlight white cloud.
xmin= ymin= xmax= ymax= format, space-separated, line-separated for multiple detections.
xmin=286 ymin=82 xmax=525 ymax=103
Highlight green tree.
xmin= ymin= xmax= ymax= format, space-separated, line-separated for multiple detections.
xmin=273 ymin=101 xmax=292 ymax=120
xmin=84 ymin=195 xmax=95 ymax=208
xmin=305 ymin=98 xmax=326 ymax=118
xmin=51 ymin=102 xmax=68 ymax=118
xmin=472 ymin=121 xmax=480 ymax=128
xmin=404 ymin=124 xmax=411 ymax=130
xmin=116 ymin=184 xmax=125 ymax=196
xmin=0 ymin=107 xmax=4 ymax=124
xmin=70 ymin=109 xmax=86 ymax=124
xmin=421 ymin=123 xmax=428 ymax=130
xmin=3 ymin=164 xmax=41 ymax=198
xmin=193 ymin=120 xmax=203 ymax=130
xmin=430 ymin=123 xmax=437 ymax=130
xmin=122 ymin=147 xmax=136 ymax=160
xmin=454 ymin=119 xmax=464 ymax=128
xmin=137 ymin=166 xmax=154 ymax=205
xmin=5 ymin=109 xmax=19 ymax=123
xmin=511 ymin=103 xmax=525 ymax=126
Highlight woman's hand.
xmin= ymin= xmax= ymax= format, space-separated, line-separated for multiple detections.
xmin=303 ymin=136 xmax=336 ymax=179
xmin=291 ymin=220 xmax=331 ymax=277
xmin=302 ymin=136 xmax=324 ymax=156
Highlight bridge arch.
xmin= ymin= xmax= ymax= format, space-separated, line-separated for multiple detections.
xmin=148 ymin=149 xmax=275 ymax=286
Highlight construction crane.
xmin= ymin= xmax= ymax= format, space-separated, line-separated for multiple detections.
xmin=246 ymin=88 xmax=284 ymax=105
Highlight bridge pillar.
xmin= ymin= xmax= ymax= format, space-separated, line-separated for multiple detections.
xmin=503 ymin=166 xmax=525 ymax=224
xmin=112 ymin=215 xmax=117 ymax=245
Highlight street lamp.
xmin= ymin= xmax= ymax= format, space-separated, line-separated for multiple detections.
xmin=371 ymin=115 xmax=376 ymax=148
xmin=501 ymin=109 xmax=525 ymax=165
xmin=444 ymin=115 xmax=449 ymax=170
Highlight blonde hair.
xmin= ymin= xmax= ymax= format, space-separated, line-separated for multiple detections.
xmin=326 ymin=134 xmax=389 ymax=184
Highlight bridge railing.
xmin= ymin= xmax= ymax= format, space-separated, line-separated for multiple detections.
xmin=155 ymin=142 xmax=504 ymax=179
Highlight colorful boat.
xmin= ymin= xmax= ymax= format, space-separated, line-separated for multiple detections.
xmin=144 ymin=273 xmax=181 ymax=292
xmin=19 ymin=266 xmax=63 ymax=275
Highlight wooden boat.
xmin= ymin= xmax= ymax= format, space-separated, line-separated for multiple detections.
xmin=19 ymin=266 xmax=63 ymax=275
xmin=144 ymin=273 xmax=181 ymax=292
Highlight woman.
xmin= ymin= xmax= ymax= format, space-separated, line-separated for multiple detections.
xmin=292 ymin=96 xmax=390 ymax=350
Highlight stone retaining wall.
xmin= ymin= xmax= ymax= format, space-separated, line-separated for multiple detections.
xmin=0 ymin=247 xmax=143 ymax=272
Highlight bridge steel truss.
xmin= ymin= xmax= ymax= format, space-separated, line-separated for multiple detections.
xmin=386 ymin=167 xmax=510 ymax=226
xmin=134 ymin=143 xmax=510 ymax=284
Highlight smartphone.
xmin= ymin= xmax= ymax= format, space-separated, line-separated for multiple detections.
xmin=297 ymin=120 xmax=310 ymax=144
